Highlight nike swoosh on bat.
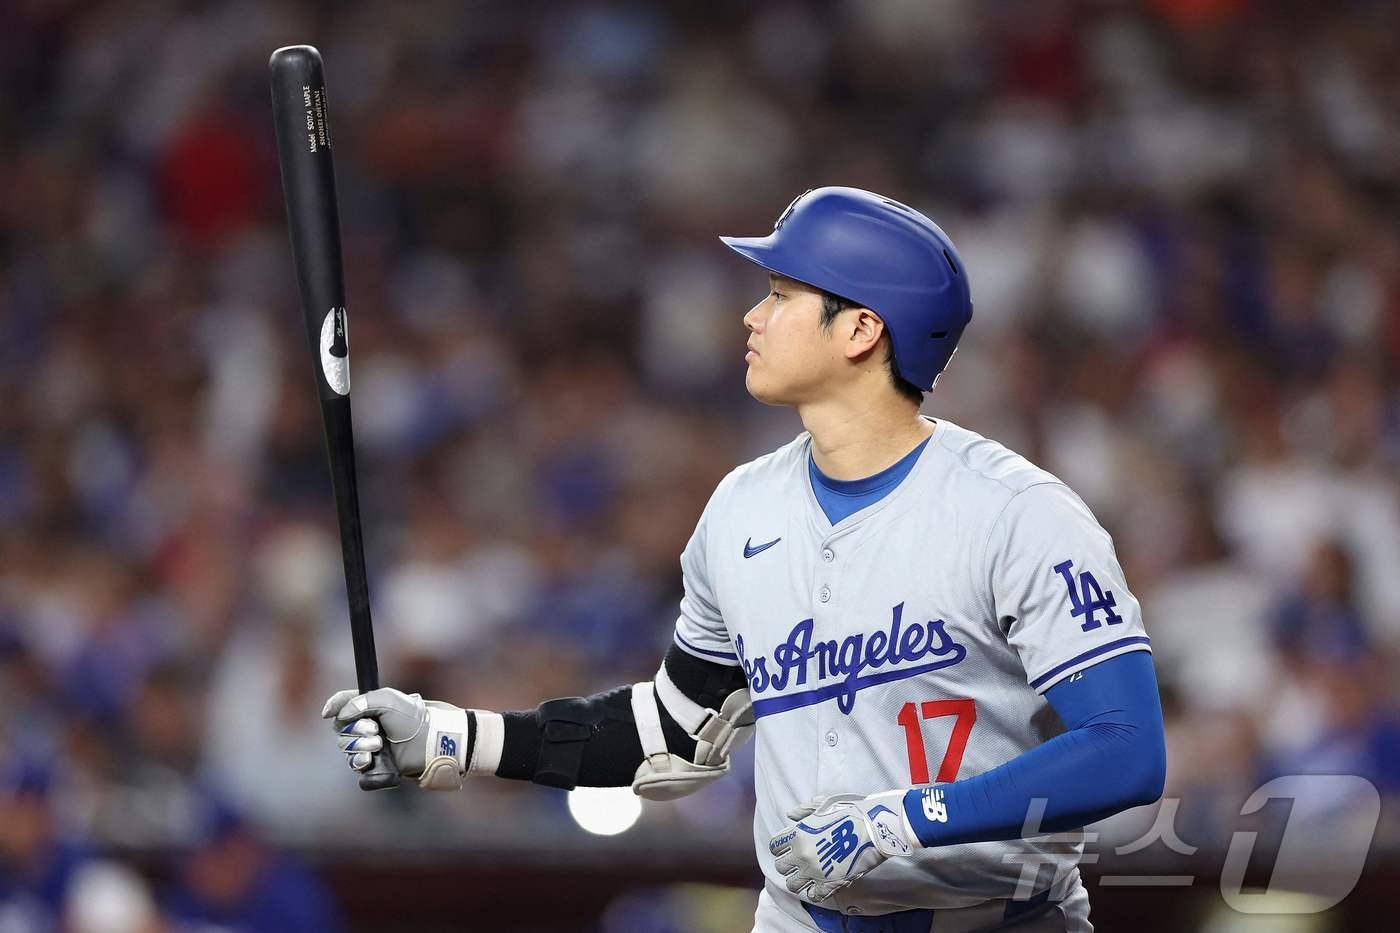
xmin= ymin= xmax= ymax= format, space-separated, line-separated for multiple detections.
xmin=743 ymin=536 xmax=781 ymax=559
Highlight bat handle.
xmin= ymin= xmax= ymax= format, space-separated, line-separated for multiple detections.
xmin=359 ymin=744 xmax=402 ymax=791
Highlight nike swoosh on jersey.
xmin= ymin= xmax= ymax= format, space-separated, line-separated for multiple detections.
xmin=743 ymin=536 xmax=782 ymax=558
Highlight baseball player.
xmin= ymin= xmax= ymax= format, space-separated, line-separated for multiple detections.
xmin=324 ymin=187 xmax=1166 ymax=932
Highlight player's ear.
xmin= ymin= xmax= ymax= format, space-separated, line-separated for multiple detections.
xmin=844 ymin=308 xmax=885 ymax=361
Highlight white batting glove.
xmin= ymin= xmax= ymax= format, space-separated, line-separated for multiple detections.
xmin=321 ymin=688 xmax=473 ymax=791
xmin=768 ymin=791 xmax=920 ymax=902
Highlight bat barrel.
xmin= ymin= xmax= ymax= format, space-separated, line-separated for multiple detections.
xmin=270 ymin=45 xmax=347 ymax=403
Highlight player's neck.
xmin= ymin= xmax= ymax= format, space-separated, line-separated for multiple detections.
xmin=799 ymin=395 xmax=933 ymax=481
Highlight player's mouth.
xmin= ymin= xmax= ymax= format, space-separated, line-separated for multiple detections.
xmin=746 ymin=342 xmax=760 ymax=361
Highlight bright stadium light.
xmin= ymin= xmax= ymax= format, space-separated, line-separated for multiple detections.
xmin=567 ymin=786 xmax=642 ymax=836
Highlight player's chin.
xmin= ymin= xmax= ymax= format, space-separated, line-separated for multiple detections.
xmin=744 ymin=370 xmax=789 ymax=407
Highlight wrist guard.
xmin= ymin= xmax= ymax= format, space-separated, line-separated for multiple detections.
xmin=417 ymin=702 xmax=472 ymax=790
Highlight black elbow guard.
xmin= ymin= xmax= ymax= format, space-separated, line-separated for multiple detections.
xmin=494 ymin=644 xmax=750 ymax=791
xmin=497 ymin=685 xmax=695 ymax=790
xmin=533 ymin=691 xmax=634 ymax=789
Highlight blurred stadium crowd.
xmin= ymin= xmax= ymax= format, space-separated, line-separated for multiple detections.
xmin=2 ymin=0 xmax=1399 ymax=929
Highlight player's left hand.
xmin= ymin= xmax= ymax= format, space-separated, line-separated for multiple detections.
xmin=321 ymin=687 xmax=472 ymax=791
xmin=768 ymin=790 xmax=920 ymax=902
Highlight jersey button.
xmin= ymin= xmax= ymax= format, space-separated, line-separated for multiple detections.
xmin=824 ymin=730 xmax=838 ymax=747
xmin=818 ymin=585 xmax=831 ymax=603
xmin=821 ymin=547 xmax=834 ymax=563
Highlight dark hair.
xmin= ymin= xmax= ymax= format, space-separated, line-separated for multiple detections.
xmin=819 ymin=292 xmax=925 ymax=403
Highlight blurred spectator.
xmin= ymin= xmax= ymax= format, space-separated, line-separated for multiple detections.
xmin=0 ymin=761 xmax=95 ymax=932
xmin=1143 ymin=486 xmax=1275 ymax=715
xmin=65 ymin=862 xmax=165 ymax=933
xmin=1260 ymin=541 xmax=1400 ymax=794
xmin=163 ymin=799 xmax=344 ymax=933
xmin=1272 ymin=540 xmax=1370 ymax=667
xmin=202 ymin=610 xmax=365 ymax=837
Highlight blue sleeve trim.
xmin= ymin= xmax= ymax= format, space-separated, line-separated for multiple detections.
xmin=674 ymin=631 xmax=739 ymax=663
xmin=1028 ymin=636 xmax=1151 ymax=691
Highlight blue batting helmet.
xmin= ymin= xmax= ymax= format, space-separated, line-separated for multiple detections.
xmin=720 ymin=187 xmax=973 ymax=392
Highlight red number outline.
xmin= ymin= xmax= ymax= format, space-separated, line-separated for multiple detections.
xmin=897 ymin=698 xmax=976 ymax=783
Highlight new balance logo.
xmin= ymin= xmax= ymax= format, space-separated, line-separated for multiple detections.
xmin=815 ymin=820 xmax=861 ymax=876
xmin=437 ymin=733 xmax=458 ymax=758
xmin=743 ymin=536 xmax=781 ymax=559
xmin=921 ymin=787 xmax=948 ymax=823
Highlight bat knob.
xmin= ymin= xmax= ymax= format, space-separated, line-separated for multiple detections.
xmin=358 ymin=746 xmax=402 ymax=791
xmin=270 ymin=44 xmax=322 ymax=73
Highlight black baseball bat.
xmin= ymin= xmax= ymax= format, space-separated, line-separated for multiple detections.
xmin=269 ymin=45 xmax=399 ymax=791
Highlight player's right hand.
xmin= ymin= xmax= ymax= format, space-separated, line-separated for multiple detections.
xmin=321 ymin=688 xmax=472 ymax=791
xmin=769 ymin=791 xmax=919 ymax=902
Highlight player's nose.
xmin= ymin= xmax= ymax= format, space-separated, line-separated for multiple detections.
xmin=743 ymin=300 xmax=765 ymax=332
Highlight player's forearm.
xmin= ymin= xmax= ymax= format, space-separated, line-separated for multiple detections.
xmin=903 ymin=652 xmax=1166 ymax=847
xmin=327 ymin=643 xmax=751 ymax=793
xmin=477 ymin=643 xmax=747 ymax=790
xmin=486 ymin=686 xmax=695 ymax=787
xmin=903 ymin=716 xmax=1162 ymax=846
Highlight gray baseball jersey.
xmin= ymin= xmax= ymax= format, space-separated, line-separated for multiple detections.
xmin=673 ymin=417 xmax=1150 ymax=915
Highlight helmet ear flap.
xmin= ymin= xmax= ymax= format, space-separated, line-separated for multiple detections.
xmin=929 ymin=346 xmax=961 ymax=392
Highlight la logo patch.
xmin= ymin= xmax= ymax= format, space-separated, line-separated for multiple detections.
xmin=1053 ymin=560 xmax=1122 ymax=632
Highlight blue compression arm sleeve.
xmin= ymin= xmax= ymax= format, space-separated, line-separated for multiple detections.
xmin=902 ymin=651 xmax=1166 ymax=847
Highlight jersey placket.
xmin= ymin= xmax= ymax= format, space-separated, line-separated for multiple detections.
xmin=795 ymin=428 xmax=939 ymax=787
xmin=812 ymin=529 xmax=849 ymax=787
